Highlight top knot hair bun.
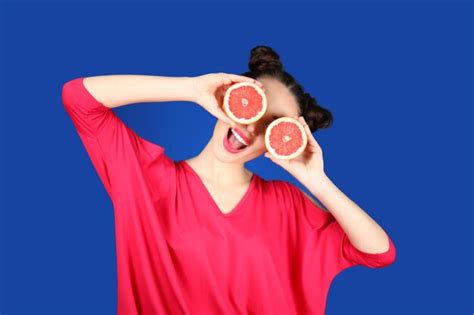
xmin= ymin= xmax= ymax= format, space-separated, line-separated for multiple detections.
xmin=248 ymin=45 xmax=284 ymax=73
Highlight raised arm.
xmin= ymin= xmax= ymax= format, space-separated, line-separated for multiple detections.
xmin=81 ymin=74 xmax=197 ymax=108
xmin=61 ymin=75 xmax=184 ymax=201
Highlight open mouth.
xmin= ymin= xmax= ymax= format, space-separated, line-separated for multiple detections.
xmin=224 ymin=127 xmax=249 ymax=152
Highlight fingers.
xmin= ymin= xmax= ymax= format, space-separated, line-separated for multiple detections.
xmin=264 ymin=151 xmax=290 ymax=168
xmin=212 ymin=103 xmax=236 ymax=127
xmin=203 ymin=93 xmax=236 ymax=127
xmin=217 ymin=109 xmax=237 ymax=128
xmin=264 ymin=151 xmax=279 ymax=163
xmin=213 ymin=109 xmax=236 ymax=127
xmin=296 ymin=116 xmax=322 ymax=152
xmin=223 ymin=73 xmax=265 ymax=91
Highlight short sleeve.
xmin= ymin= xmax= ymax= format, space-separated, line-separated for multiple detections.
xmin=61 ymin=77 xmax=172 ymax=202
xmin=285 ymin=182 xmax=396 ymax=273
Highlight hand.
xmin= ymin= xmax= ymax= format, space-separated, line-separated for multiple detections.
xmin=190 ymin=72 xmax=265 ymax=128
xmin=264 ymin=116 xmax=327 ymax=186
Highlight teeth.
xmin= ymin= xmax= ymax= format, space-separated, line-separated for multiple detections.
xmin=231 ymin=128 xmax=248 ymax=146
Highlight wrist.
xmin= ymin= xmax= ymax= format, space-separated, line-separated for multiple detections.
xmin=180 ymin=76 xmax=199 ymax=103
xmin=305 ymin=173 xmax=331 ymax=195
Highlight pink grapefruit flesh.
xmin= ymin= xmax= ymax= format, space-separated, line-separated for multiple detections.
xmin=265 ymin=117 xmax=307 ymax=160
xmin=223 ymin=82 xmax=267 ymax=125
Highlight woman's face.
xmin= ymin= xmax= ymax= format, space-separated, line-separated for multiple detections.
xmin=211 ymin=76 xmax=301 ymax=163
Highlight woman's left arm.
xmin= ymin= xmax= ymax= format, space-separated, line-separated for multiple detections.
xmin=264 ymin=115 xmax=391 ymax=255
xmin=305 ymin=175 xmax=390 ymax=254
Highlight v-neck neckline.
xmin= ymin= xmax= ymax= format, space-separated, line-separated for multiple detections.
xmin=180 ymin=160 xmax=257 ymax=218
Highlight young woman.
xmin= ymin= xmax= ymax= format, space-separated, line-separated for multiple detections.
xmin=62 ymin=45 xmax=396 ymax=315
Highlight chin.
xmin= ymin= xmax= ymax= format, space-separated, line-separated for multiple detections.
xmin=214 ymin=141 xmax=253 ymax=163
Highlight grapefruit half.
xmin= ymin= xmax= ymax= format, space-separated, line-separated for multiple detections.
xmin=223 ymin=82 xmax=267 ymax=124
xmin=265 ymin=117 xmax=307 ymax=160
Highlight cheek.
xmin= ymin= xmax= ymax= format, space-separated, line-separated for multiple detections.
xmin=251 ymin=135 xmax=266 ymax=151
xmin=216 ymin=120 xmax=229 ymax=133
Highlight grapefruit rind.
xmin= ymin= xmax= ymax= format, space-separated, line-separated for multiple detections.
xmin=223 ymin=82 xmax=267 ymax=125
xmin=264 ymin=117 xmax=308 ymax=160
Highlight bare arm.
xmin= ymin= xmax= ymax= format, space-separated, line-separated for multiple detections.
xmin=82 ymin=75 xmax=197 ymax=109
xmin=307 ymin=176 xmax=391 ymax=255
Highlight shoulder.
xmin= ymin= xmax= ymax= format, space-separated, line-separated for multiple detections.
xmin=296 ymin=187 xmax=327 ymax=212
xmin=263 ymin=179 xmax=298 ymax=207
xmin=267 ymin=180 xmax=332 ymax=230
xmin=268 ymin=179 xmax=301 ymax=196
xmin=271 ymin=180 xmax=328 ymax=213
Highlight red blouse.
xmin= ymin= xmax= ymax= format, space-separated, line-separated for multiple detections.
xmin=62 ymin=77 xmax=396 ymax=315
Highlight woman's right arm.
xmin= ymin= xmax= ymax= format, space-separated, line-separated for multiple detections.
xmin=83 ymin=73 xmax=259 ymax=127
xmin=81 ymin=74 xmax=197 ymax=108
xmin=61 ymin=76 xmax=178 ymax=201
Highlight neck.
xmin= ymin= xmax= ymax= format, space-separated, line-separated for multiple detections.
xmin=186 ymin=141 xmax=253 ymax=186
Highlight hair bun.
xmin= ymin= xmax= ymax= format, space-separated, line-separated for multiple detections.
xmin=249 ymin=45 xmax=283 ymax=72
xmin=303 ymin=93 xmax=334 ymax=132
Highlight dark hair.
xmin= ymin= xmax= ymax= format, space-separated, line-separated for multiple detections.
xmin=240 ymin=45 xmax=333 ymax=133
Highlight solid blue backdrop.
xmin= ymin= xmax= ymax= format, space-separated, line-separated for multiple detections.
xmin=0 ymin=1 xmax=471 ymax=314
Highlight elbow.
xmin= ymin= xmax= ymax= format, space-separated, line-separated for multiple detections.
xmin=368 ymin=237 xmax=397 ymax=269
xmin=61 ymin=80 xmax=73 ymax=108
xmin=351 ymin=235 xmax=397 ymax=269
xmin=61 ymin=78 xmax=80 ymax=108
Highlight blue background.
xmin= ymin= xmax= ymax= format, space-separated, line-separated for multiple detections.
xmin=0 ymin=1 xmax=472 ymax=314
